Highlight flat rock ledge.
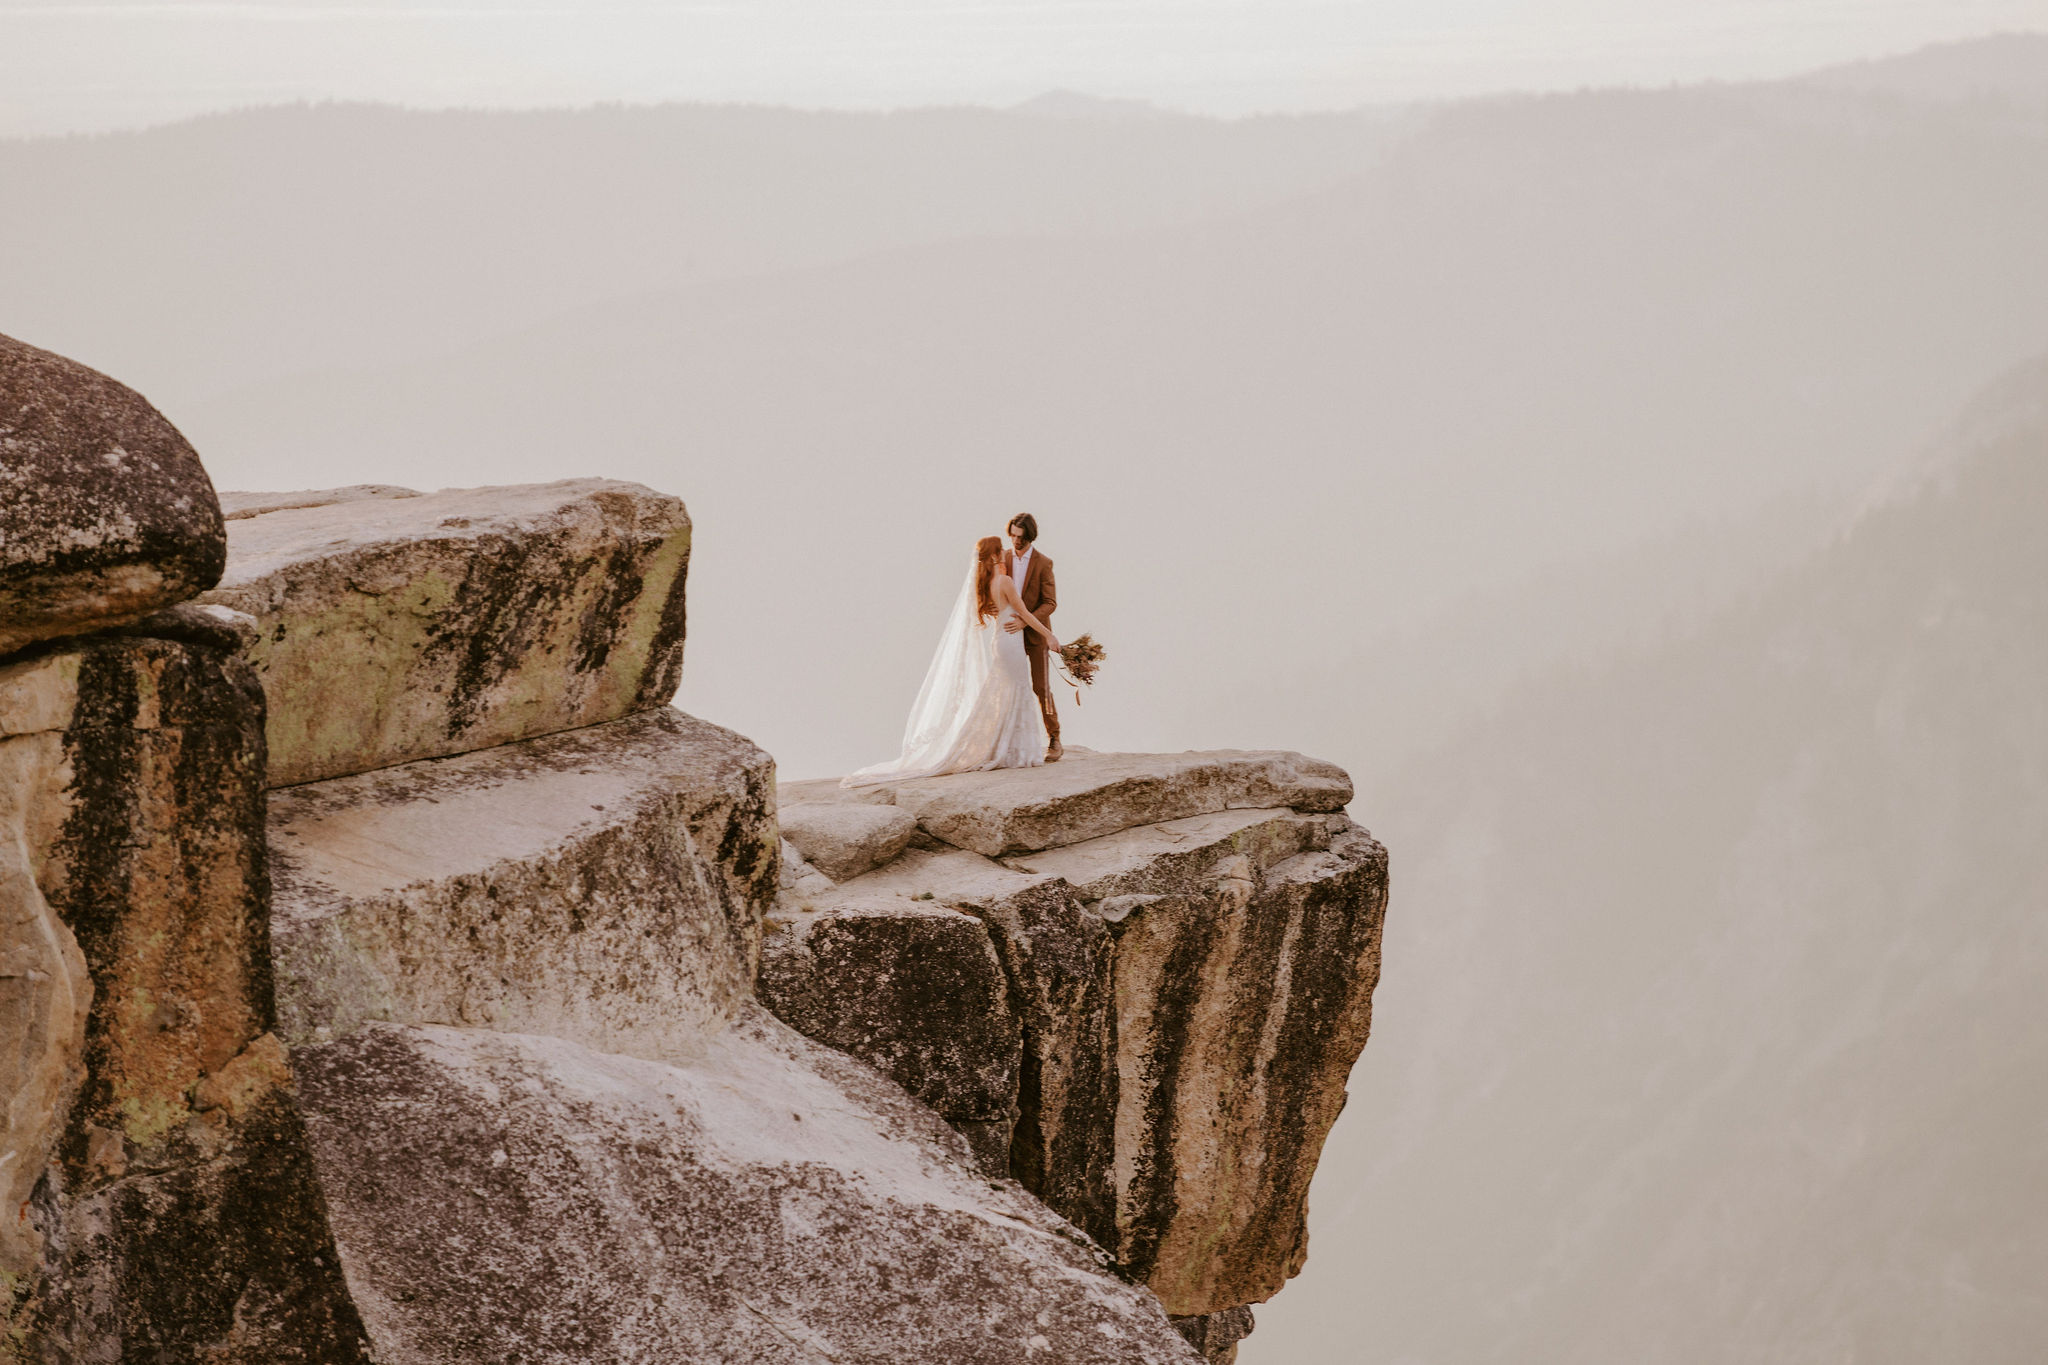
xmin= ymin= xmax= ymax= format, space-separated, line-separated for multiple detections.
xmin=269 ymin=708 xmax=775 ymax=1061
xmin=218 ymin=485 xmax=420 ymax=520
xmin=785 ymin=747 xmax=1352 ymax=856
xmin=200 ymin=479 xmax=691 ymax=787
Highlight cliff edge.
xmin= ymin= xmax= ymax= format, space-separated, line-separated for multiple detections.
xmin=0 ymin=335 xmax=1387 ymax=1364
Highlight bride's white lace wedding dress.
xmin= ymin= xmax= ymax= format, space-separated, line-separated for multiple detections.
xmin=844 ymin=567 xmax=1045 ymax=785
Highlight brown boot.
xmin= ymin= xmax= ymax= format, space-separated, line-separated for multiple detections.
xmin=1046 ymin=739 xmax=1063 ymax=763
xmin=1042 ymin=697 xmax=1062 ymax=762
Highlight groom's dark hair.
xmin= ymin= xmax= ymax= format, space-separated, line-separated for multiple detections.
xmin=1007 ymin=513 xmax=1039 ymax=545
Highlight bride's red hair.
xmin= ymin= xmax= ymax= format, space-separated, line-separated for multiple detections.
xmin=974 ymin=536 xmax=1004 ymax=623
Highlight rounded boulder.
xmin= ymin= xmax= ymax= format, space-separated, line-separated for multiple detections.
xmin=0 ymin=334 xmax=226 ymax=657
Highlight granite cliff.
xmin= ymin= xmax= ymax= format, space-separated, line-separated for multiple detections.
xmin=0 ymin=335 xmax=1387 ymax=1363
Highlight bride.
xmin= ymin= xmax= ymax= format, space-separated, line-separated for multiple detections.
xmin=844 ymin=535 xmax=1061 ymax=785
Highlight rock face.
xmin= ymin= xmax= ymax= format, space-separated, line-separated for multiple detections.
xmin=1033 ymin=809 xmax=1387 ymax=1315
xmin=268 ymin=708 xmax=775 ymax=1060
xmin=758 ymin=897 xmax=1021 ymax=1174
xmin=0 ymin=637 xmax=366 ymax=1359
xmin=765 ymin=756 xmax=1390 ymax=1321
xmin=0 ymin=660 xmax=93 ymax=1279
xmin=0 ymin=334 xmax=227 ymax=658
xmin=198 ymin=480 xmax=691 ymax=788
xmin=294 ymin=1009 xmax=1200 ymax=1364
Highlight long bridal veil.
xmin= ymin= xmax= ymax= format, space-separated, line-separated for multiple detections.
xmin=842 ymin=564 xmax=995 ymax=786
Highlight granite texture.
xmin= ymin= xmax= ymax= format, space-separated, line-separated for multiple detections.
xmin=762 ymin=757 xmax=1389 ymax=1318
xmin=757 ymin=897 xmax=1021 ymax=1175
xmin=293 ymin=1009 xmax=1204 ymax=1364
xmin=268 ymin=708 xmax=775 ymax=1059
xmin=0 ymin=636 xmax=366 ymax=1361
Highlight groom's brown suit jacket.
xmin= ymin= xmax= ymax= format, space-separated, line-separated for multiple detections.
xmin=1005 ymin=549 xmax=1057 ymax=700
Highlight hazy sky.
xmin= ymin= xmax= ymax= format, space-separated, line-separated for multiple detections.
xmin=5 ymin=0 xmax=2047 ymax=135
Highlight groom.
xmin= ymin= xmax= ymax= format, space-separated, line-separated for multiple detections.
xmin=1001 ymin=512 xmax=1061 ymax=762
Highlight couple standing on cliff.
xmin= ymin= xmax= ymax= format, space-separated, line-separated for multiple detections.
xmin=844 ymin=513 xmax=1063 ymax=786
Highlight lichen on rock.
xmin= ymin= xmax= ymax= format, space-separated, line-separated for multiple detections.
xmin=199 ymin=479 xmax=692 ymax=787
xmin=0 ymin=636 xmax=366 ymax=1359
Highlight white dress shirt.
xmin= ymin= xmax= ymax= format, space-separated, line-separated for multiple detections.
xmin=1010 ymin=545 xmax=1034 ymax=591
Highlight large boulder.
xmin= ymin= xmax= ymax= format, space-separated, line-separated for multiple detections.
xmin=0 ymin=636 xmax=366 ymax=1359
xmin=293 ymin=1009 xmax=1203 ymax=1364
xmin=268 ymin=708 xmax=776 ymax=1057
xmin=787 ymin=748 xmax=1353 ymax=856
xmin=0 ymin=334 xmax=226 ymax=658
xmin=198 ymin=479 xmax=691 ymax=787
xmin=762 ymin=755 xmax=1390 ymax=1320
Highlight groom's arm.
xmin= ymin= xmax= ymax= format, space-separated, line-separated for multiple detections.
xmin=1035 ymin=561 xmax=1056 ymax=641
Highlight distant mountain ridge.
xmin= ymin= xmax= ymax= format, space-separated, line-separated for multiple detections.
xmin=0 ymin=99 xmax=1417 ymax=407
xmin=1798 ymin=31 xmax=2048 ymax=105
xmin=1009 ymin=89 xmax=1173 ymax=120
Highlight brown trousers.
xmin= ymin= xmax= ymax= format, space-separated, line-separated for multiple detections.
xmin=1026 ymin=640 xmax=1060 ymax=743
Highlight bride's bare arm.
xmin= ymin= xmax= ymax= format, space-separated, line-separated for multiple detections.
xmin=996 ymin=576 xmax=1059 ymax=653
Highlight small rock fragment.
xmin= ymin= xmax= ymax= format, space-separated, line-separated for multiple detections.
xmin=780 ymin=801 xmax=919 ymax=880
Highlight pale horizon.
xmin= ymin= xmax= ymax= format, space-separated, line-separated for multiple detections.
xmin=5 ymin=2 xmax=2048 ymax=137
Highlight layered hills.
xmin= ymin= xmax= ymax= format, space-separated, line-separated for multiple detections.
xmin=1263 ymin=356 xmax=2048 ymax=1362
